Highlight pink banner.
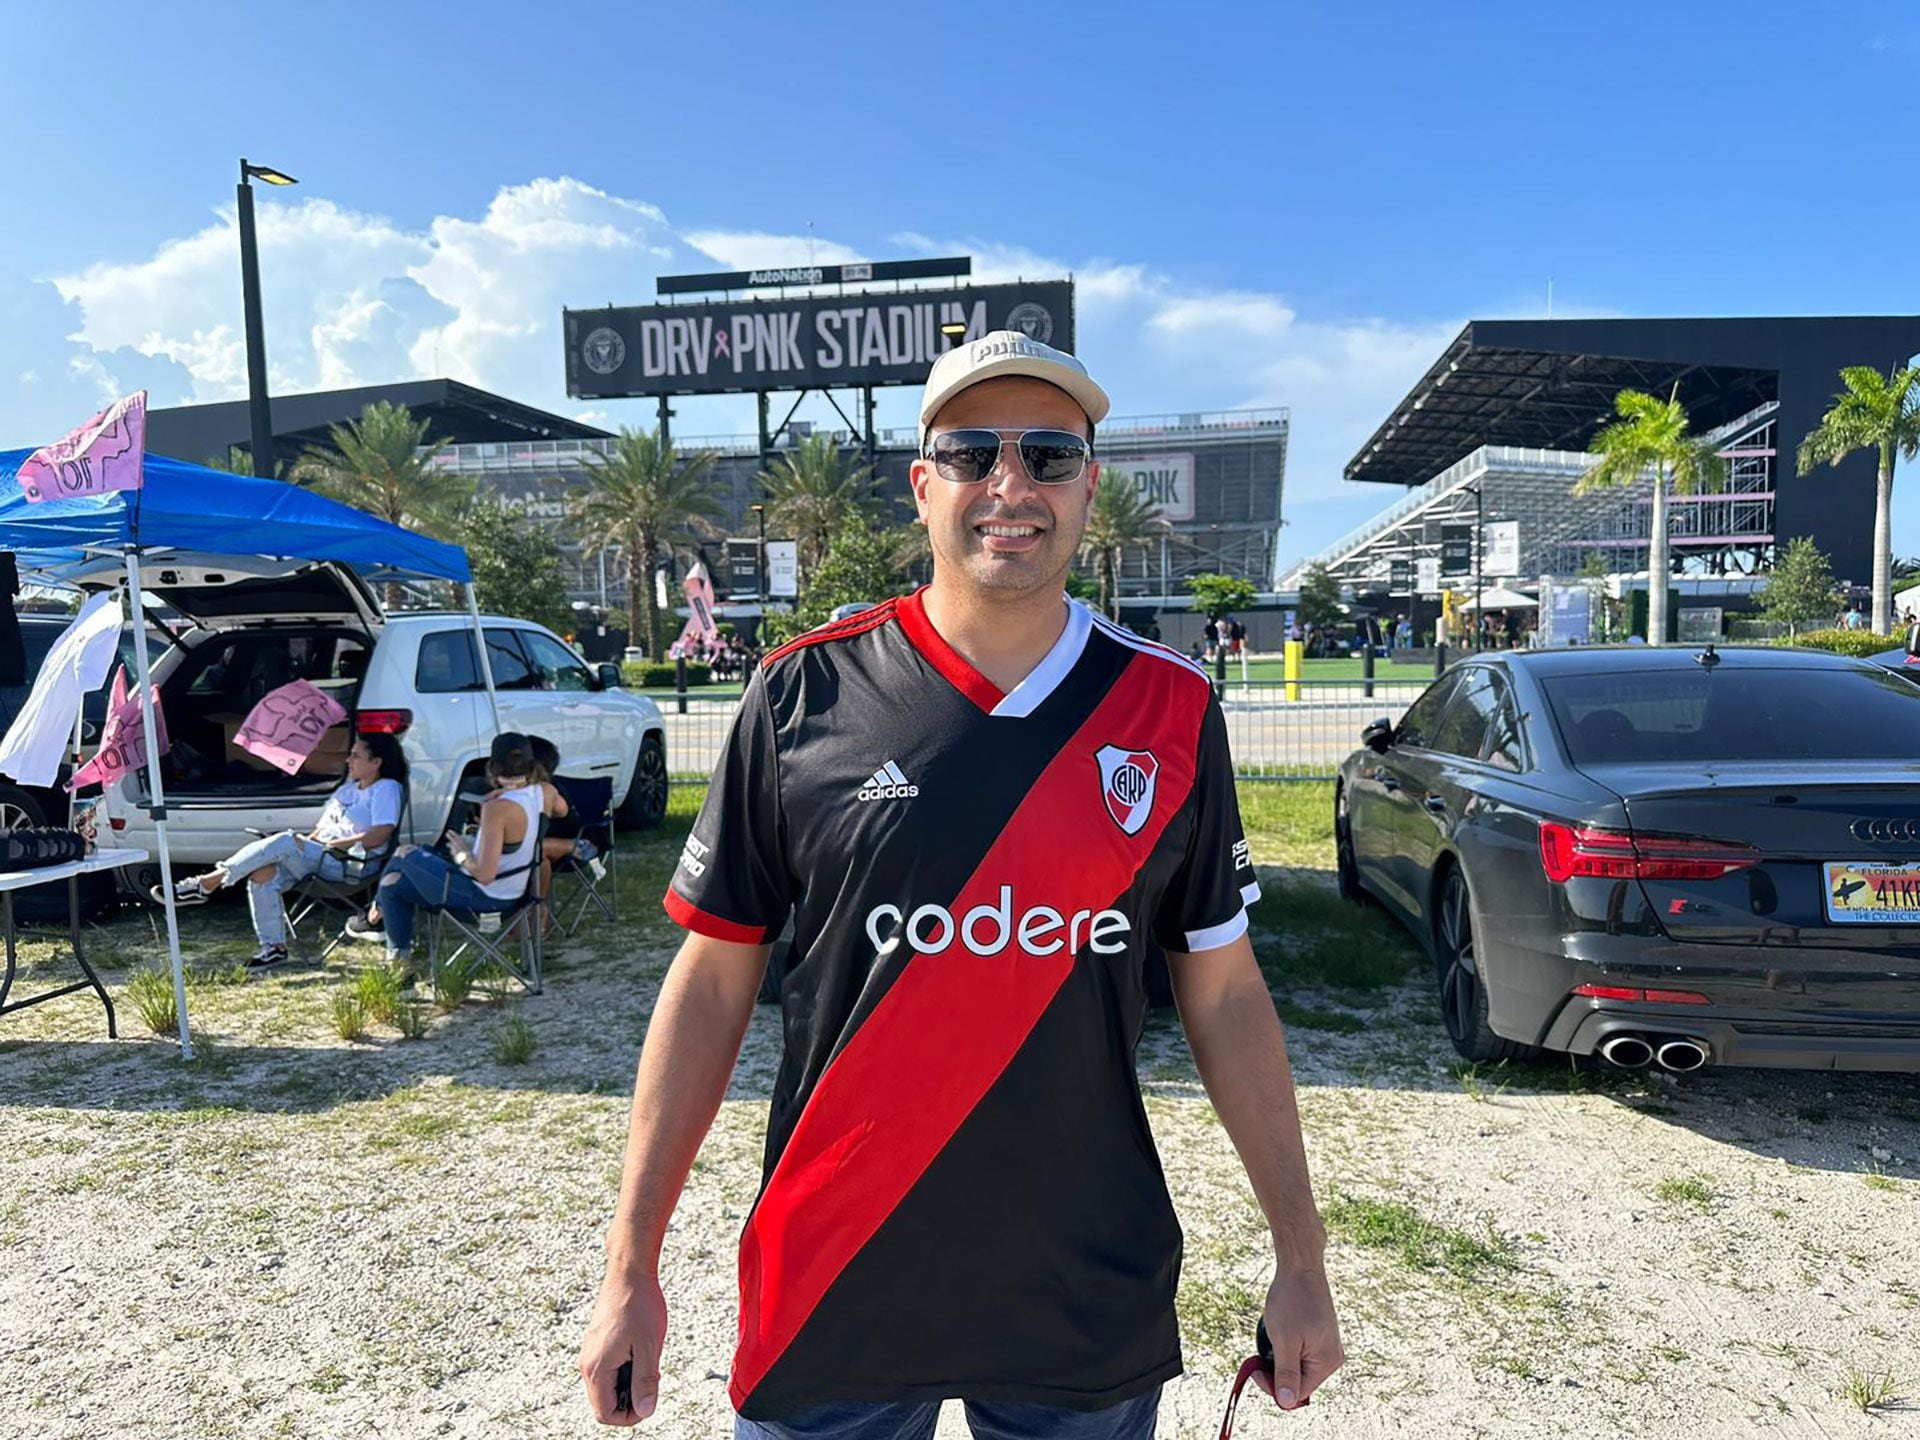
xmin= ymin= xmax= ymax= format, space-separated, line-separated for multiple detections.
xmin=19 ymin=391 xmax=147 ymax=505
xmin=233 ymin=680 xmax=348 ymax=775
xmin=69 ymin=666 xmax=170 ymax=792
xmin=669 ymin=561 xmax=721 ymax=659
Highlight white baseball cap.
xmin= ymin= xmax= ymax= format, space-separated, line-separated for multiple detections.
xmin=918 ymin=331 xmax=1110 ymax=448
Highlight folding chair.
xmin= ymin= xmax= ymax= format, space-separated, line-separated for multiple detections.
xmin=546 ymin=773 xmax=616 ymax=938
xmin=285 ymin=789 xmax=411 ymax=964
xmin=425 ymin=813 xmax=549 ymax=996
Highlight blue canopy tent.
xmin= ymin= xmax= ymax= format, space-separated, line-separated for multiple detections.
xmin=0 ymin=447 xmax=496 ymax=1057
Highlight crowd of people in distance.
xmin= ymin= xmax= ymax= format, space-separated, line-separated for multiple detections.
xmin=156 ymin=729 xmax=600 ymax=972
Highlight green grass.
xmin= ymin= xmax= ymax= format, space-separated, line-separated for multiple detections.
xmin=124 ymin=969 xmax=178 ymax=1036
xmin=491 ymin=1016 xmax=537 ymax=1066
xmin=1322 ymin=1194 xmax=1518 ymax=1280
xmin=354 ymin=965 xmax=405 ymax=1028
xmin=329 ymin=991 xmax=368 ymax=1042
xmin=1271 ymin=997 xmax=1368 ymax=1033
xmin=1236 ymin=782 xmax=1335 ymax=868
xmin=1246 ymin=876 xmax=1422 ymax=991
xmin=1654 ymin=1174 xmax=1716 ymax=1210
xmin=1840 ymin=1364 xmax=1900 ymax=1413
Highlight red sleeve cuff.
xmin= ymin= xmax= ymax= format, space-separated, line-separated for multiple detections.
xmin=663 ymin=886 xmax=772 ymax=944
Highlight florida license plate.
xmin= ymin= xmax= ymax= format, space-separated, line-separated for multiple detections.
xmin=1823 ymin=861 xmax=1920 ymax=924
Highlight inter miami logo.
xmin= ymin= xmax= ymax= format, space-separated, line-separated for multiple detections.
xmin=1095 ymin=745 xmax=1159 ymax=836
xmin=582 ymin=326 xmax=626 ymax=375
xmin=1006 ymin=302 xmax=1054 ymax=344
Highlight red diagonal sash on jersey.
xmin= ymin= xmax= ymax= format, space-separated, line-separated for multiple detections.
xmin=729 ymin=653 xmax=1211 ymax=1407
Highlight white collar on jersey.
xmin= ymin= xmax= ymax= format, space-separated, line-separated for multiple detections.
xmin=990 ymin=597 xmax=1094 ymax=719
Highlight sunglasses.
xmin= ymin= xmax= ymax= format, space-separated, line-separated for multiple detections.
xmin=922 ymin=428 xmax=1092 ymax=486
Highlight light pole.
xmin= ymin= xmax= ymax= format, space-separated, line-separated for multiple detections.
xmin=750 ymin=503 xmax=768 ymax=641
xmin=1463 ymin=483 xmax=1485 ymax=650
xmin=237 ymin=159 xmax=296 ymax=479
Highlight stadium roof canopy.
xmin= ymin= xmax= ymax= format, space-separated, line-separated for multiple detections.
xmin=1346 ymin=316 xmax=1920 ymax=488
xmin=148 ymin=378 xmax=610 ymax=469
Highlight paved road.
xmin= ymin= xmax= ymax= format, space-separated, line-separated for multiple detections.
xmin=656 ymin=685 xmax=1428 ymax=780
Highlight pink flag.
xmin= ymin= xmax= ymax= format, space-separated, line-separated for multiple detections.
xmin=18 ymin=391 xmax=147 ymax=505
xmin=669 ymin=561 xmax=721 ymax=659
xmin=68 ymin=666 xmax=171 ymax=792
xmin=233 ymin=680 xmax=349 ymax=776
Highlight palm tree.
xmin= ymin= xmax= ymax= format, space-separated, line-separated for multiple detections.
xmin=756 ymin=434 xmax=880 ymax=586
xmin=1081 ymin=475 xmax=1165 ymax=620
xmin=205 ymin=446 xmax=286 ymax=480
xmin=1797 ymin=365 xmax=1920 ymax=635
xmin=568 ymin=428 xmax=724 ymax=657
xmin=292 ymin=402 xmax=471 ymax=610
xmin=1574 ymin=387 xmax=1725 ymax=646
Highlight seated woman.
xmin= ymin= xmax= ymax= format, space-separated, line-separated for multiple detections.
xmin=153 ymin=733 xmax=408 ymax=970
xmin=373 ymin=732 xmax=546 ymax=968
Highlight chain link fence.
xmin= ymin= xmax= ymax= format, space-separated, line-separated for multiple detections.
xmin=656 ymin=677 xmax=1435 ymax=783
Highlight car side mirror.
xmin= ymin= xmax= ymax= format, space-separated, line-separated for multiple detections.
xmin=1908 ymin=620 xmax=1920 ymax=660
xmin=596 ymin=662 xmax=623 ymax=690
xmin=1362 ymin=717 xmax=1394 ymax=753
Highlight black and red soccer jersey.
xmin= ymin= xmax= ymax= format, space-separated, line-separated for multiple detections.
xmin=664 ymin=587 xmax=1259 ymax=1419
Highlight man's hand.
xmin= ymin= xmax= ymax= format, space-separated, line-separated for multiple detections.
xmin=1249 ymin=1261 xmax=1343 ymax=1410
xmin=578 ymin=1271 xmax=668 ymax=1426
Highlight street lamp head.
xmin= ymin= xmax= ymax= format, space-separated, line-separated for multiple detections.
xmin=242 ymin=162 xmax=298 ymax=187
xmin=750 ymin=503 xmax=765 ymax=514
xmin=939 ymin=322 xmax=968 ymax=338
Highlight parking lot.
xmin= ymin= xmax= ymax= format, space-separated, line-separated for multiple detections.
xmin=0 ymin=783 xmax=1914 ymax=1438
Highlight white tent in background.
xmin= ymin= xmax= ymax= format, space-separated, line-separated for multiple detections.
xmin=1459 ymin=586 xmax=1540 ymax=611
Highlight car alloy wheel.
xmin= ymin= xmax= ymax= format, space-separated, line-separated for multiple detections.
xmin=1436 ymin=869 xmax=1479 ymax=1045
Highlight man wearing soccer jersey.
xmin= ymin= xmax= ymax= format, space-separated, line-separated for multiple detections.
xmin=580 ymin=333 xmax=1343 ymax=1437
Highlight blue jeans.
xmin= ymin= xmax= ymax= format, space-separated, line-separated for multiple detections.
xmin=376 ymin=847 xmax=518 ymax=954
xmin=734 ymin=1386 xmax=1161 ymax=1440
xmin=216 ymin=832 xmax=348 ymax=948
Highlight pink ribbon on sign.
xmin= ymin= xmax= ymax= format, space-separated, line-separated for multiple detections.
xmin=19 ymin=391 xmax=147 ymax=505
xmin=233 ymin=680 xmax=348 ymax=775
xmin=68 ymin=666 xmax=170 ymax=792
xmin=669 ymin=561 xmax=721 ymax=659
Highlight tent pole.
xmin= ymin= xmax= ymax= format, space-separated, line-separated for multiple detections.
xmin=123 ymin=550 xmax=192 ymax=1060
xmin=466 ymin=587 xmax=502 ymax=733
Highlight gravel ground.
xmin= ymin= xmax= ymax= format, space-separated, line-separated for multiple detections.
xmin=1 ymin=797 xmax=1916 ymax=1439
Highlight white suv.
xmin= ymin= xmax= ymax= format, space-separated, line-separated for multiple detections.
xmin=103 ymin=559 xmax=667 ymax=879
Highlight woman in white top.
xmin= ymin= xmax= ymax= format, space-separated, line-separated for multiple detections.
xmin=155 ymin=732 xmax=408 ymax=970
xmin=375 ymin=731 xmax=545 ymax=966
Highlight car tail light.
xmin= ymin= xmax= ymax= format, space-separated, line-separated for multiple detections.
xmin=1573 ymin=983 xmax=1711 ymax=1006
xmin=356 ymin=709 xmax=412 ymax=736
xmin=110 ymin=816 xmax=126 ymax=832
xmin=1539 ymin=821 xmax=1758 ymax=883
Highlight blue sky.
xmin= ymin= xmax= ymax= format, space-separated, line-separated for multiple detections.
xmin=5 ymin=0 xmax=1917 ymax=571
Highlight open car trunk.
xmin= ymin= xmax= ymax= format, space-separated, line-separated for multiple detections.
xmin=101 ymin=560 xmax=383 ymax=806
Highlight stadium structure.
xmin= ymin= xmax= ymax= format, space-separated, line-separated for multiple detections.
xmin=1279 ymin=316 xmax=1920 ymax=620
xmin=147 ymin=382 xmax=1288 ymax=610
xmin=429 ymin=408 xmax=1289 ymax=606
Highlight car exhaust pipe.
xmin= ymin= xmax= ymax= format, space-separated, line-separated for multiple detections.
xmin=1655 ymin=1038 xmax=1709 ymax=1073
xmin=1598 ymin=1034 xmax=1654 ymax=1069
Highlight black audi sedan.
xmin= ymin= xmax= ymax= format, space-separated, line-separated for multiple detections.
xmin=1335 ymin=646 xmax=1920 ymax=1072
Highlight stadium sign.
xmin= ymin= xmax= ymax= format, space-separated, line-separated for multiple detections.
xmin=1102 ymin=453 xmax=1194 ymax=522
xmin=567 ymin=280 xmax=1074 ymax=398
xmin=657 ymin=256 xmax=971 ymax=295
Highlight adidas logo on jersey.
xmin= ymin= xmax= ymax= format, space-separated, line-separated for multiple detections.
xmin=858 ymin=760 xmax=919 ymax=801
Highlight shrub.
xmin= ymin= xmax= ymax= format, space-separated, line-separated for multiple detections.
xmin=126 ymin=969 xmax=178 ymax=1036
xmin=1783 ymin=628 xmax=1899 ymax=658
xmin=433 ymin=956 xmax=476 ymax=1012
xmin=621 ymin=661 xmax=713 ymax=688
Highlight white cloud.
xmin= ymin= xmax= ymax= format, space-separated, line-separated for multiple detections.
xmin=0 ymin=277 xmax=196 ymax=449
xmin=683 ymin=230 xmax=867 ymax=269
xmin=31 ymin=180 xmax=1478 ymax=568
